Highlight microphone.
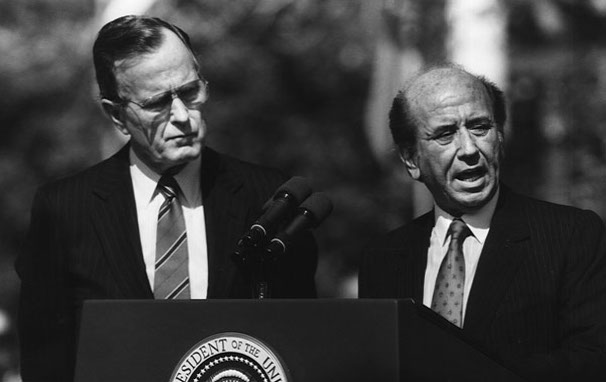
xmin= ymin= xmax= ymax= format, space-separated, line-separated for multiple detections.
xmin=236 ymin=177 xmax=311 ymax=254
xmin=265 ymin=192 xmax=333 ymax=259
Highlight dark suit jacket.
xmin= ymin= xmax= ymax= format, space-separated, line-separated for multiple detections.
xmin=359 ymin=186 xmax=606 ymax=381
xmin=16 ymin=145 xmax=317 ymax=382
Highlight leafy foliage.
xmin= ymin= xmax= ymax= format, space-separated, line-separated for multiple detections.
xmin=3 ymin=0 xmax=606 ymax=377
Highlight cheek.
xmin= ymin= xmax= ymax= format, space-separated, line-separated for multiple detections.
xmin=488 ymin=143 xmax=502 ymax=165
xmin=477 ymin=137 xmax=501 ymax=163
xmin=191 ymin=113 xmax=205 ymax=130
xmin=425 ymin=148 xmax=453 ymax=173
xmin=147 ymin=122 xmax=171 ymax=146
xmin=418 ymin=154 xmax=449 ymax=183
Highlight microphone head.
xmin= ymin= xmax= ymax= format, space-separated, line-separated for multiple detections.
xmin=262 ymin=176 xmax=312 ymax=210
xmin=299 ymin=192 xmax=333 ymax=226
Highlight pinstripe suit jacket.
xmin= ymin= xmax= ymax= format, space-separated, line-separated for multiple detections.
xmin=16 ymin=145 xmax=317 ymax=382
xmin=359 ymin=186 xmax=606 ymax=381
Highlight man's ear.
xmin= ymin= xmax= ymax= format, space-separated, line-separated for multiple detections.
xmin=399 ymin=148 xmax=421 ymax=180
xmin=101 ymin=99 xmax=130 ymax=136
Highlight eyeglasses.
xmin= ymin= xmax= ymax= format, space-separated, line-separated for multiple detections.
xmin=117 ymin=78 xmax=209 ymax=114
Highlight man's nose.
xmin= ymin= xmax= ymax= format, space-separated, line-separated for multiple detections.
xmin=170 ymin=97 xmax=190 ymax=125
xmin=457 ymin=129 xmax=479 ymax=157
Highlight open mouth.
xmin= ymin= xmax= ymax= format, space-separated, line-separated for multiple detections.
xmin=455 ymin=168 xmax=486 ymax=183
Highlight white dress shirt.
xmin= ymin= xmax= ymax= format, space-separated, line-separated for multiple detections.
xmin=423 ymin=189 xmax=499 ymax=326
xmin=129 ymin=149 xmax=208 ymax=298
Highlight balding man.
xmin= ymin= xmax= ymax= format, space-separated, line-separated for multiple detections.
xmin=359 ymin=65 xmax=606 ymax=380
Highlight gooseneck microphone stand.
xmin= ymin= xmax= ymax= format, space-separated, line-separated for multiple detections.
xmin=232 ymin=244 xmax=272 ymax=299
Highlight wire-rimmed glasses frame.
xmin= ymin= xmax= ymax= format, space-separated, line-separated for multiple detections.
xmin=115 ymin=77 xmax=209 ymax=115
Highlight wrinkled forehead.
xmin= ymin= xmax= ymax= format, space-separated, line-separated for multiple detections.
xmin=406 ymin=68 xmax=492 ymax=117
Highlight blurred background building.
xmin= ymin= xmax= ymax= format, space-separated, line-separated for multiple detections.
xmin=2 ymin=0 xmax=606 ymax=380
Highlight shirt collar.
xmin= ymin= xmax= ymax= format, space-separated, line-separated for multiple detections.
xmin=173 ymin=155 xmax=201 ymax=206
xmin=129 ymin=148 xmax=201 ymax=206
xmin=433 ymin=187 xmax=500 ymax=245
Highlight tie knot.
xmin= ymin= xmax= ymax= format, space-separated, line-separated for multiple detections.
xmin=157 ymin=175 xmax=181 ymax=201
xmin=448 ymin=218 xmax=471 ymax=242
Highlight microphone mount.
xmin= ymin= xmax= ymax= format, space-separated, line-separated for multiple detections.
xmin=232 ymin=185 xmax=332 ymax=299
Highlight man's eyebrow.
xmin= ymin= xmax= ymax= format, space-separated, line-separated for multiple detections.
xmin=425 ymin=123 xmax=457 ymax=138
xmin=466 ymin=116 xmax=493 ymax=125
xmin=433 ymin=122 xmax=458 ymax=131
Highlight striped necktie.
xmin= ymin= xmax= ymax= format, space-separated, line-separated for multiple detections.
xmin=431 ymin=218 xmax=471 ymax=327
xmin=154 ymin=175 xmax=190 ymax=299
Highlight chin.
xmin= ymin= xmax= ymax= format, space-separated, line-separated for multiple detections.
xmin=161 ymin=150 xmax=200 ymax=168
xmin=177 ymin=143 xmax=203 ymax=157
xmin=177 ymin=152 xmax=202 ymax=164
xmin=455 ymin=189 xmax=496 ymax=212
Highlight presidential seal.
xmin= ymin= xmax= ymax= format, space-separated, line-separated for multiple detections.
xmin=170 ymin=332 xmax=290 ymax=382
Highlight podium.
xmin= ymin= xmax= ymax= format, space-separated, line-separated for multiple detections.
xmin=75 ymin=299 xmax=522 ymax=382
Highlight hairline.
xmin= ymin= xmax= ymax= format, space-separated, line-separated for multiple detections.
xmin=93 ymin=16 xmax=200 ymax=103
xmin=111 ymin=29 xmax=200 ymax=103
xmin=391 ymin=65 xmax=506 ymax=157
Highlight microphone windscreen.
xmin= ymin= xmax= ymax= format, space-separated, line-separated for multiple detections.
xmin=262 ymin=176 xmax=311 ymax=210
xmin=299 ymin=192 xmax=333 ymax=225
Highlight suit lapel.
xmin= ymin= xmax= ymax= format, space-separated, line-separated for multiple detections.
xmin=464 ymin=187 xmax=529 ymax=338
xmin=91 ymin=146 xmax=153 ymax=298
xmin=201 ymin=148 xmax=248 ymax=297
xmin=379 ymin=211 xmax=433 ymax=301
xmin=409 ymin=212 xmax=434 ymax=303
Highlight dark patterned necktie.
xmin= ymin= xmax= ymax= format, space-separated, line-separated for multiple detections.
xmin=154 ymin=175 xmax=190 ymax=299
xmin=431 ymin=218 xmax=471 ymax=327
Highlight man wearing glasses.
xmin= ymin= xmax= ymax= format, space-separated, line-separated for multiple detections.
xmin=16 ymin=15 xmax=317 ymax=382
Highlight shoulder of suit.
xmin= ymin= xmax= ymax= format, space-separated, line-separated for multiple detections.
xmin=362 ymin=210 xmax=433 ymax=251
xmin=35 ymin=159 xmax=105 ymax=195
xmin=503 ymin=187 xmax=604 ymax=229
xmin=218 ymin=153 xmax=286 ymax=179
xmin=34 ymin=146 xmax=128 ymax=197
xmin=208 ymin=148 xmax=289 ymax=193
